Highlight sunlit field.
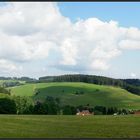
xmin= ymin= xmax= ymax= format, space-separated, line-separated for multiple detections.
xmin=0 ymin=115 xmax=139 ymax=138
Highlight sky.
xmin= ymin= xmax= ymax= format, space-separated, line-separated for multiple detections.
xmin=0 ymin=2 xmax=140 ymax=79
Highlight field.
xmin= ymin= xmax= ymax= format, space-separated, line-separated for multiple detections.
xmin=9 ymin=82 xmax=140 ymax=109
xmin=0 ymin=115 xmax=139 ymax=138
xmin=0 ymin=82 xmax=140 ymax=138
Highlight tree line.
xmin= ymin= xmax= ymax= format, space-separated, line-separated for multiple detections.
xmin=39 ymin=75 xmax=124 ymax=87
xmin=0 ymin=96 xmax=135 ymax=115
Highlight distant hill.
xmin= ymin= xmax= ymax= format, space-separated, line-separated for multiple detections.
xmin=1 ymin=74 xmax=140 ymax=96
xmin=0 ymin=76 xmax=37 ymax=82
xmin=122 ymin=79 xmax=140 ymax=86
xmin=39 ymin=74 xmax=140 ymax=96
xmin=10 ymin=82 xmax=140 ymax=109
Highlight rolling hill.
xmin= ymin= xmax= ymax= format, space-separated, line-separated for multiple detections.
xmin=9 ymin=82 xmax=140 ymax=109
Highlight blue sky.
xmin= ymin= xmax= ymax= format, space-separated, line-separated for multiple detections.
xmin=0 ymin=2 xmax=139 ymax=79
xmin=58 ymin=2 xmax=140 ymax=28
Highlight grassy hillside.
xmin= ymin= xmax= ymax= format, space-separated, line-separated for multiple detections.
xmin=0 ymin=115 xmax=139 ymax=138
xmin=9 ymin=82 xmax=140 ymax=109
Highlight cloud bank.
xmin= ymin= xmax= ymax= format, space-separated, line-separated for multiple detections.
xmin=0 ymin=2 xmax=140 ymax=76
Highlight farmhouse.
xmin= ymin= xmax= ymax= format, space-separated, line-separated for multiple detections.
xmin=76 ymin=110 xmax=94 ymax=116
xmin=134 ymin=110 xmax=140 ymax=115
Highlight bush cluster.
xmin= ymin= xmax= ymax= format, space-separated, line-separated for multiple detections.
xmin=0 ymin=96 xmax=136 ymax=115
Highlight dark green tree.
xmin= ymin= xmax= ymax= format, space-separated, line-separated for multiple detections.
xmin=0 ymin=98 xmax=16 ymax=114
xmin=63 ymin=105 xmax=72 ymax=115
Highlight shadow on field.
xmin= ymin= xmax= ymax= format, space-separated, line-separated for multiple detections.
xmin=39 ymin=85 xmax=87 ymax=93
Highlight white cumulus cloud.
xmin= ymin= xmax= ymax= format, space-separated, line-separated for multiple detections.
xmin=0 ymin=59 xmax=22 ymax=73
xmin=0 ymin=2 xmax=140 ymax=75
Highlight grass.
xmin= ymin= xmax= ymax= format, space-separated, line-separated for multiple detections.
xmin=10 ymin=82 xmax=140 ymax=109
xmin=0 ymin=115 xmax=139 ymax=138
xmin=1 ymin=82 xmax=140 ymax=138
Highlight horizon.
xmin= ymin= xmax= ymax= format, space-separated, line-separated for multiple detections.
xmin=0 ymin=2 xmax=139 ymax=79
xmin=0 ymin=73 xmax=140 ymax=80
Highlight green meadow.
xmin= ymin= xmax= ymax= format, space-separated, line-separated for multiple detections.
xmin=0 ymin=115 xmax=139 ymax=138
xmin=9 ymin=82 xmax=140 ymax=109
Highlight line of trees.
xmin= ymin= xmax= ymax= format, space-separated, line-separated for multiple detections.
xmin=123 ymin=79 xmax=140 ymax=86
xmin=39 ymin=75 xmax=120 ymax=86
xmin=0 ymin=96 xmax=135 ymax=115
xmin=39 ymin=75 xmax=124 ymax=86
xmin=0 ymin=96 xmax=61 ymax=115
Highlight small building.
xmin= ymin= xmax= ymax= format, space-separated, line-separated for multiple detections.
xmin=76 ymin=110 xmax=94 ymax=116
xmin=134 ymin=110 xmax=140 ymax=115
